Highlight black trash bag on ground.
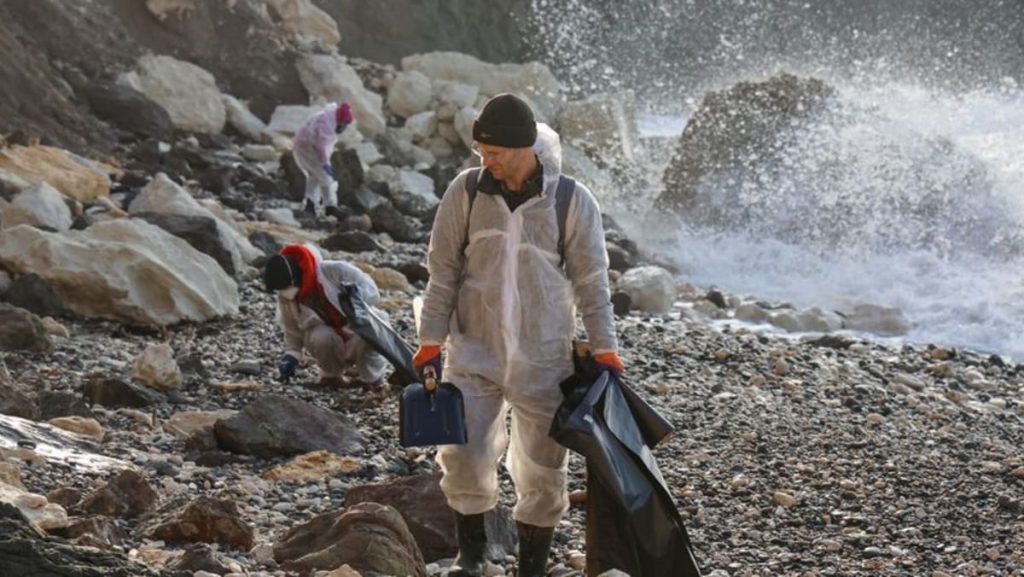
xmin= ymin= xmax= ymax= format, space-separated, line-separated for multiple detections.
xmin=336 ymin=283 xmax=417 ymax=387
xmin=550 ymin=351 xmax=702 ymax=577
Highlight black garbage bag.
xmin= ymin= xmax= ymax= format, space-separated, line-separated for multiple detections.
xmin=336 ymin=283 xmax=417 ymax=387
xmin=550 ymin=353 xmax=702 ymax=577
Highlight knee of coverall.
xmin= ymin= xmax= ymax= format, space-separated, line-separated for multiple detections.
xmin=505 ymin=401 xmax=570 ymax=527
xmin=304 ymin=324 xmax=347 ymax=377
xmin=350 ymin=336 xmax=387 ymax=382
xmin=437 ymin=377 xmax=508 ymax=515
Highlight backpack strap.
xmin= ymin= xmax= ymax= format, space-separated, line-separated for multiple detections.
xmin=461 ymin=168 xmax=482 ymax=257
xmin=555 ymin=175 xmax=576 ymax=268
xmin=461 ymin=168 xmax=575 ymax=268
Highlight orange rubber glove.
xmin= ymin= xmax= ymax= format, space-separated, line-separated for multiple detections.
xmin=594 ymin=352 xmax=625 ymax=374
xmin=413 ymin=344 xmax=442 ymax=380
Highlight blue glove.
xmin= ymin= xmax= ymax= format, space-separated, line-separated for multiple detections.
xmin=278 ymin=354 xmax=298 ymax=380
xmin=323 ymin=163 xmax=334 ymax=178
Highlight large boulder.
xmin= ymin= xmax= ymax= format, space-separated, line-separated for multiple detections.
xmin=401 ymin=52 xmax=563 ymax=121
xmin=296 ymin=54 xmax=386 ymax=136
xmin=0 ymin=183 xmax=73 ymax=232
xmin=0 ymin=145 xmax=113 ymax=202
xmin=658 ymin=73 xmax=834 ymax=216
xmin=134 ymin=212 xmax=237 ymax=276
xmin=0 ymin=220 xmax=239 ymax=326
xmin=616 ymin=266 xmax=677 ymax=314
xmin=214 ymin=395 xmax=363 ymax=458
xmin=82 ymin=80 xmax=174 ymax=139
xmin=265 ymin=0 xmax=341 ymax=48
xmin=273 ymin=502 xmax=427 ymax=577
xmin=387 ymin=70 xmax=433 ymax=119
xmin=221 ymin=94 xmax=269 ymax=142
xmin=557 ymin=91 xmax=639 ymax=164
xmin=119 ymin=54 xmax=226 ymax=134
xmin=129 ymin=173 xmax=260 ymax=273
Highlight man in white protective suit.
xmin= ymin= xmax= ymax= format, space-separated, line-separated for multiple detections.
xmin=413 ymin=93 xmax=624 ymax=577
xmin=292 ymin=101 xmax=353 ymax=217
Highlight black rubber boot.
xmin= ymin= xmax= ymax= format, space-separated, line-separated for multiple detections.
xmin=516 ymin=521 xmax=555 ymax=577
xmin=303 ymin=198 xmax=316 ymax=214
xmin=449 ymin=511 xmax=487 ymax=577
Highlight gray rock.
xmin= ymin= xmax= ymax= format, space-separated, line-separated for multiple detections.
xmin=4 ymin=273 xmax=67 ymax=318
xmin=214 ymin=395 xmax=363 ymax=458
xmin=0 ymin=503 xmax=165 ymax=576
xmin=0 ymin=303 xmax=52 ymax=353
xmin=83 ymin=81 xmax=174 ymax=139
xmin=134 ymin=212 xmax=236 ymax=276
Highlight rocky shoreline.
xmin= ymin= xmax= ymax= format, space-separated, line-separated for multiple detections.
xmin=2 ymin=274 xmax=1022 ymax=576
xmin=0 ymin=1 xmax=1022 ymax=576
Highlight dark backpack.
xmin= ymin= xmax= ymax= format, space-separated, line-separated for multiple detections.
xmin=461 ymin=167 xmax=576 ymax=267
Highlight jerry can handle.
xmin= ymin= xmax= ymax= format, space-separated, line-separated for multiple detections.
xmin=423 ymin=365 xmax=438 ymax=393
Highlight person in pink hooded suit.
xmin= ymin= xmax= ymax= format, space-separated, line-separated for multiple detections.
xmin=292 ymin=102 xmax=354 ymax=216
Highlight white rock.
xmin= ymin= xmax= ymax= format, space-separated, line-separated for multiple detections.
xmin=401 ymin=52 xmax=562 ymax=120
xmin=434 ymin=80 xmax=479 ymax=110
xmin=842 ymin=303 xmax=911 ymax=336
xmin=800 ymin=307 xmax=843 ymax=332
xmin=297 ymin=54 xmax=386 ymax=136
xmin=396 ymin=171 xmax=439 ymax=207
xmin=120 ymin=54 xmax=225 ymax=134
xmin=129 ymin=173 xmax=260 ymax=272
xmin=144 ymin=0 xmax=195 ymax=20
xmin=0 ymin=220 xmax=239 ymax=325
xmin=404 ymin=110 xmax=438 ymax=142
xmin=0 ymin=269 xmax=11 ymax=294
xmin=387 ymin=70 xmax=433 ymax=118
xmin=260 ymin=208 xmax=300 ymax=228
xmin=436 ymin=121 xmax=462 ymax=146
xmin=0 ymin=167 xmax=31 ymax=195
xmin=265 ymin=0 xmax=340 ymax=48
xmin=1 ymin=183 xmax=72 ymax=231
xmin=558 ymin=91 xmax=639 ymax=163
xmin=222 ymin=94 xmax=269 ymax=142
xmin=267 ymin=105 xmax=320 ymax=136
xmin=352 ymin=142 xmax=383 ymax=166
xmin=453 ymin=106 xmax=477 ymax=150
xmin=735 ymin=302 xmax=771 ymax=323
xmin=132 ymin=343 xmax=183 ymax=391
xmin=241 ymin=145 xmax=279 ymax=163
xmin=0 ymin=482 xmax=68 ymax=530
xmin=617 ymin=266 xmax=676 ymax=313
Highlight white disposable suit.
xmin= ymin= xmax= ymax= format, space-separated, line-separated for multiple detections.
xmin=418 ymin=124 xmax=618 ymax=527
xmin=292 ymin=103 xmax=341 ymax=210
xmin=277 ymin=246 xmax=388 ymax=383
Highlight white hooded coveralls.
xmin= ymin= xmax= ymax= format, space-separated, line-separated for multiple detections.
xmin=277 ymin=247 xmax=388 ymax=383
xmin=418 ymin=124 xmax=618 ymax=527
xmin=292 ymin=103 xmax=341 ymax=210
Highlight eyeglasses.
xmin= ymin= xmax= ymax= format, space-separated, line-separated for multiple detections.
xmin=471 ymin=143 xmax=509 ymax=161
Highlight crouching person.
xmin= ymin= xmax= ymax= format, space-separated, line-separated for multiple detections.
xmin=263 ymin=243 xmax=388 ymax=389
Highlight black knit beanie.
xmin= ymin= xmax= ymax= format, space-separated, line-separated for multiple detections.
xmin=263 ymin=254 xmax=301 ymax=292
xmin=472 ymin=93 xmax=537 ymax=148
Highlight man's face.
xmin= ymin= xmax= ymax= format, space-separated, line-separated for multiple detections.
xmin=473 ymin=143 xmax=527 ymax=181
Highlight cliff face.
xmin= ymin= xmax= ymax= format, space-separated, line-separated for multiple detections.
xmin=0 ymin=0 xmax=531 ymax=156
